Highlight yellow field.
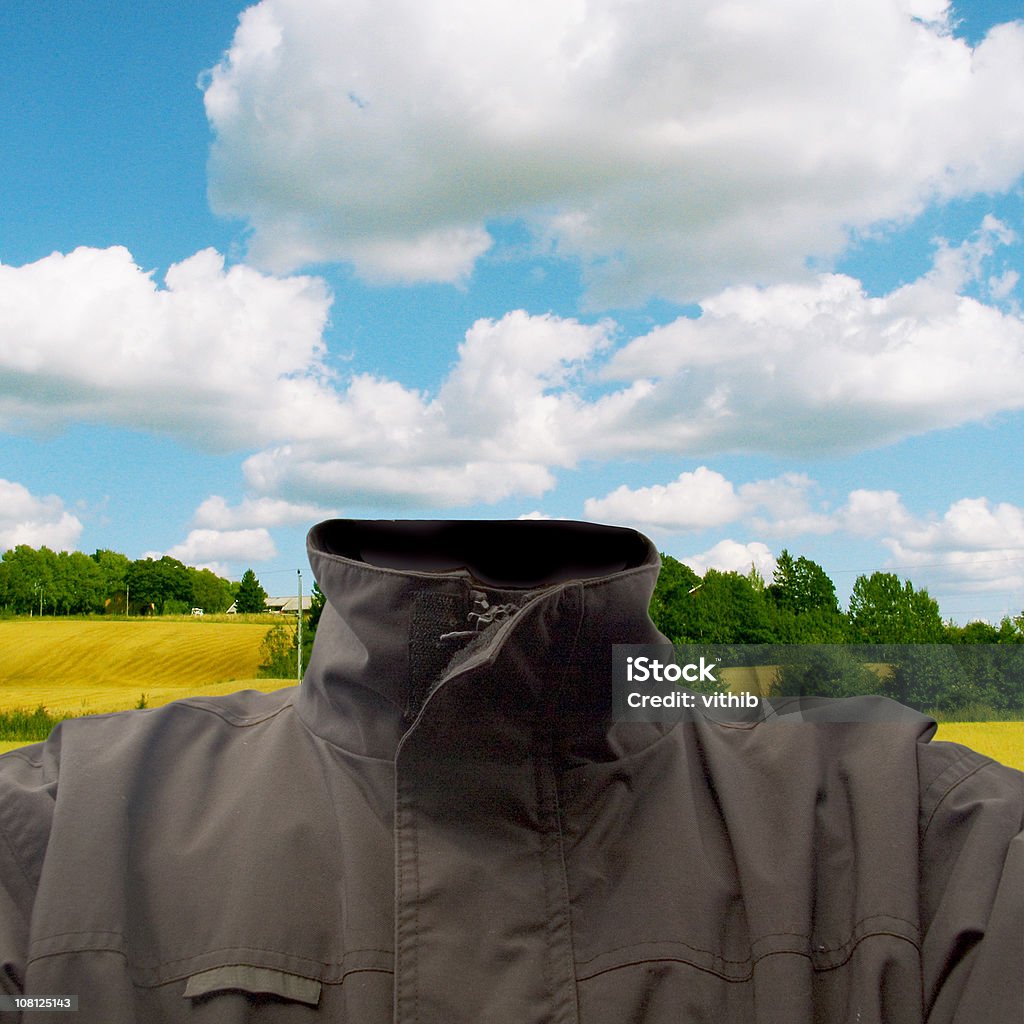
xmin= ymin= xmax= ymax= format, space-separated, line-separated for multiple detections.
xmin=933 ymin=722 xmax=1024 ymax=770
xmin=1 ymin=621 xmax=1021 ymax=768
xmin=0 ymin=618 xmax=287 ymax=715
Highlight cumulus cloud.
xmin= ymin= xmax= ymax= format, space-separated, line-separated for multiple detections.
xmin=596 ymin=221 xmax=1024 ymax=456
xmin=193 ymin=495 xmax=335 ymax=530
xmin=682 ymin=540 xmax=778 ymax=580
xmin=0 ymin=479 xmax=83 ymax=551
xmin=240 ymin=310 xmax=610 ymax=505
xmin=876 ymin=496 xmax=1024 ymax=593
xmin=0 ymin=246 xmax=333 ymax=447
xmin=840 ymin=489 xmax=916 ymax=538
xmin=585 ymin=468 xmax=1024 ymax=595
xmin=204 ymin=0 xmax=1024 ymax=302
xmin=163 ymin=528 xmax=278 ymax=572
xmin=4 ymin=231 xmax=1024 ymax=510
xmin=584 ymin=467 xmax=746 ymax=529
xmin=586 ymin=468 xmax=862 ymax=535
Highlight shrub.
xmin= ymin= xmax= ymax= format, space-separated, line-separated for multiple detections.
xmin=0 ymin=706 xmax=68 ymax=741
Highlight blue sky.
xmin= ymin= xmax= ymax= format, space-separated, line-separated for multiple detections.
xmin=3 ymin=0 xmax=1024 ymax=621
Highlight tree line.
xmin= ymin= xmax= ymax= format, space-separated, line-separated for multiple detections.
xmin=650 ymin=550 xmax=1024 ymax=716
xmin=650 ymin=549 xmax=1024 ymax=646
xmin=3 ymin=542 xmax=1022 ymax=713
xmin=4 ymin=540 xmax=1023 ymax=643
xmin=0 ymin=544 xmax=243 ymax=616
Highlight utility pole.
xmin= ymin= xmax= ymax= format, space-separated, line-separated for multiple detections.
xmin=296 ymin=569 xmax=303 ymax=685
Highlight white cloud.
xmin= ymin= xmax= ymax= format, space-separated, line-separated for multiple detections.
xmin=585 ymin=470 xmax=1024 ymax=597
xmin=585 ymin=468 xmax=839 ymax=534
xmin=878 ymin=497 xmax=1024 ymax=593
xmin=839 ymin=489 xmax=915 ymax=538
xmin=583 ymin=467 xmax=745 ymax=529
xmin=739 ymin=475 xmax=835 ymax=535
xmin=597 ymin=222 xmax=1024 ymax=456
xmin=663 ymin=479 xmax=1024 ymax=598
xmin=204 ymin=0 xmax=1024 ymax=302
xmin=0 ymin=248 xmax=604 ymax=506
xmin=4 ymin=233 xmax=1024 ymax=511
xmin=0 ymin=479 xmax=83 ymax=552
xmin=682 ymin=540 xmax=778 ymax=580
xmin=163 ymin=528 xmax=278 ymax=571
xmin=193 ymin=495 xmax=335 ymax=530
xmin=240 ymin=310 xmax=610 ymax=506
xmin=0 ymin=246 xmax=333 ymax=447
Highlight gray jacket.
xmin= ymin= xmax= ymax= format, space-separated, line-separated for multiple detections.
xmin=1 ymin=519 xmax=1022 ymax=1022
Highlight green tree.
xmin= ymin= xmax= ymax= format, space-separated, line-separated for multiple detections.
xmin=650 ymin=554 xmax=701 ymax=641
xmin=126 ymin=556 xmax=192 ymax=615
xmin=687 ymin=569 xmax=774 ymax=644
xmin=996 ymin=614 xmax=1024 ymax=643
xmin=257 ymin=622 xmax=297 ymax=678
xmin=258 ymin=582 xmax=325 ymax=679
xmin=773 ymin=646 xmax=881 ymax=700
xmin=235 ymin=569 xmax=268 ymax=614
xmin=188 ymin=567 xmax=234 ymax=614
xmin=0 ymin=546 xmax=44 ymax=614
xmin=91 ymin=549 xmax=130 ymax=611
xmin=299 ymin=582 xmax=326 ymax=667
xmin=847 ymin=572 xmax=944 ymax=643
xmin=54 ymin=551 xmax=105 ymax=614
xmin=947 ymin=620 xmax=1001 ymax=644
xmin=768 ymin=550 xmax=839 ymax=616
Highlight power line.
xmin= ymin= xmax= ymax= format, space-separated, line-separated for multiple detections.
xmin=831 ymin=552 xmax=1024 ymax=574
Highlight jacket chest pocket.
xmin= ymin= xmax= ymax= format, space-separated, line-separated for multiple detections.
xmin=177 ymin=959 xmax=394 ymax=1023
xmin=181 ymin=964 xmax=324 ymax=1020
xmin=169 ymin=949 xmax=395 ymax=1022
xmin=184 ymin=964 xmax=322 ymax=1005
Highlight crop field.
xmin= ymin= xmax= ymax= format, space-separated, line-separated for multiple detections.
xmin=933 ymin=722 xmax=1024 ymax=770
xmin=0 ymin=620 xmax=1021 ymax=769
xmin=0 ymin=618 xmax=287 ymax=716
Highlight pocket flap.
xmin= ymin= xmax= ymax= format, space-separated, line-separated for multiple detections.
xmin=183 ymin=965 xmax=322 ymax=1006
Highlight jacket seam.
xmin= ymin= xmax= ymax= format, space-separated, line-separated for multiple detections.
xmin=575 ymin=925 xmax=922 ymax=983
xmin=27 ymin=939 xmax=394 ymax=982
xmin=574 ymin=913 xmax=921 ymax=968
xmin=919 ymin=755 xmax=991 ymax=839
xmin=0 ymin=746 xmax=44 ymax=769
xmin=551 ymin=768 xmax=581 ymax=1024
xmin=170 ymin=695 xmax=296 ymax=729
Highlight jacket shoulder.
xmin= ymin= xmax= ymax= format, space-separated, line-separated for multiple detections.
xmin=915 ymin=736 xmax=1024 ymax=1022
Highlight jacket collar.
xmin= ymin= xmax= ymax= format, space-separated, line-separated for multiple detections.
xmin=294 ymin=519 xmax=666 ymax=758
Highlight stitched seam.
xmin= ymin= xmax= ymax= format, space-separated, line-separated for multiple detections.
xmin=552 ymin=767 xmax=581 ymax=1024
xmin=573 ymin=914 xmax=921 ymax=967
xmin=0 ymin=746 xmax=44 ymax=768
xmin=29 ymin=936 xmax=392 ymax=968
xmin=170 ymin=694 xmax=297 ymax=729
xmin=920 ymin=757 xmax=990 ymax=838
xmin=576 ymin=927 xmax=922 ymax=983
xmin=536 ymin=756 xmax=556 ymax=1020
xmin=413 ymin=794 xmax=421 ymax=1024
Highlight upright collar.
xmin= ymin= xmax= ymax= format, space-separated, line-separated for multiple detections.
xmin=294 ymin=519 xmax=666 ymax=758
